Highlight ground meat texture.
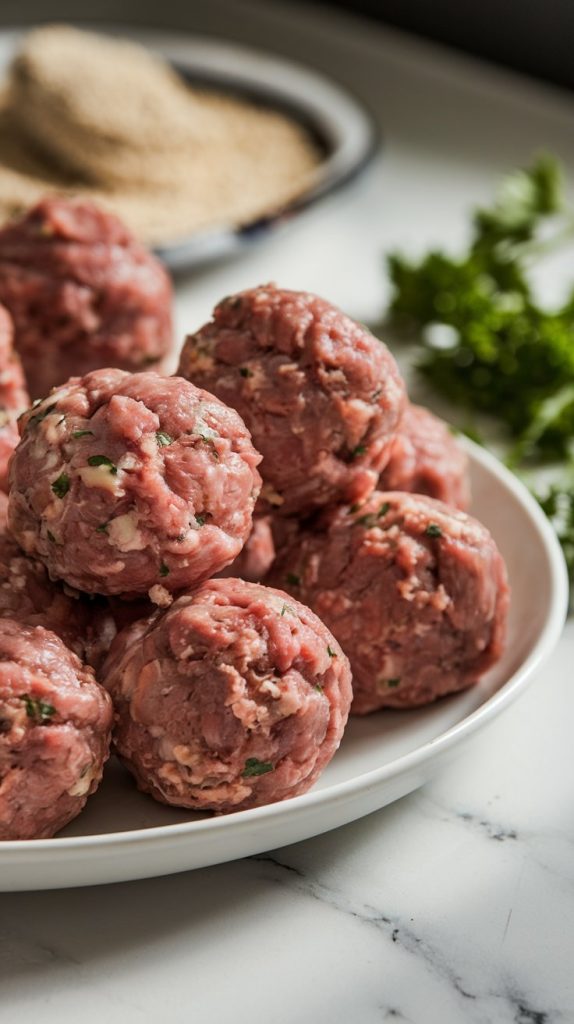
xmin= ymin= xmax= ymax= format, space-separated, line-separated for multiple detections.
xmin=0 ymin=530 xmax=116 ymax=675
xmin=0 ymin=619 xmax=112 ymax=839
xmin=0 ymin=303 xmax=28 ymax=411
xmin=8 ymin=369 xmax=262 ymax=597
xmin=216 ymin=515 xmax=276 ymax=583
xmin=178 ymin=285 xmax=406 ymax=516
xmin=379 ymin=404 xmax=470 ymax=510
xmin=0 ymin=416 xmax=19 ymax=494
xmin=103 ymin=577 xmax=352 ymax=813
xmin=0 ymin=197 xmax=173 ymax=399
xmin=0 ymin=302 xmax=30 ymax=491
xmin=267 ymin=491 xmax=509 ymax=714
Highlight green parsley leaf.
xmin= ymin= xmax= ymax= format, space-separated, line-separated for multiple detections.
xmin=159 ymin=563 xmax=170 ymax=577
xmin=357 ymin=514 xmax=375 ymax=527
xmin=327 ymin=645 xmax=337 ymax=658
xmin=28 ymin=402 xmax=57 ymax=428
xmin=357 ymin=503 xmax=390 ymax=529
xmin=72 ymin=430 xmax=94 ymax=439
xmin=197 ymin=433 xmax=219 ymax=460
xmin=425 ymin=523 xmax=443 ymax=538
xmin=51 ymin=472 xmax=70 ymax=498
xmin=87 ymin=455 xmax=117 ymax=474
xmin=23 ymin=695 xmax=56 ymax=723
xmin=156 ymin=431 xmax=173 ymax=447
xmin=242 ymin=758 xmax=274 ymax=778
xmin=349 ymin=444 xmax=367 ymax=460
xmin=385 ymin=155 xmax=574 ymax=459
xmin=195 ymin=514 xmax=206 ymax=527
xmin=95 ymin=523 xmax=108 ymax=534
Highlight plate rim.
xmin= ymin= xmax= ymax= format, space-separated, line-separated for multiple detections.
xmin=1 ymin=437 xmax=567 ymax=857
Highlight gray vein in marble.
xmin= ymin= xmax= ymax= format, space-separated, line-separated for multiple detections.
xmin=414 ymin=794 xmax=574 ymax=888
xmin=0 ymin=929 xmax=81 ymax=969
xmin=456 ymin=810 xmax=518 ymax=843
xmin=378 ymin=1006 xmax=415 ymax=1022
xmin=252 ymin=854 xmax=476 ymax=1000
xmin=250 ymin=854 xmax=564 ymax=1024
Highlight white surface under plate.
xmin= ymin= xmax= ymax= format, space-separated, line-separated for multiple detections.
xmin=0 ymin=440 xmax=567 ymax=891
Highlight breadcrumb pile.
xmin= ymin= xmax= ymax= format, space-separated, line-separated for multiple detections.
xmin=0 ymin=26 xmax=321 ymax=244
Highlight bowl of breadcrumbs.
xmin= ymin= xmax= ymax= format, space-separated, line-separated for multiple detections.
xmin=0 ymin=25 xmax=378 ymax=270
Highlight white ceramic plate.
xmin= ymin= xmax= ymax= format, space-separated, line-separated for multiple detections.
xmin=0 ymin=440 xmax=567 ymax=891
xmin=0 ymin=27 xmax=378 ymax=271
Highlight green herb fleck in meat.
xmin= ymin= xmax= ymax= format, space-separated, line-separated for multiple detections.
xmin=239 ymin=367 xmax=253 ymax=378
xmin=425 ymin=523 xmax=443 ymax=538
xmin=95 ymin=523 xmax=109 ymax=534
xmin=51 ymin=472 xmax=70 ymax=498
xmin=242 ymin=758 xmax=274 ymax=778
xmin=156 ymin=431 xmax=173 ymax=447
xmin=349 ymin=444 xmax=367 ymax=460
xmin=23 ymin=695 xmax=56 ymax=723
xmin=28 ymin=402 xmax=57 ymax=428
xmin=72 ymin=430 xmax=94 ymax=439
xmin=197 ymin=433 xmax=219 ymax=460
xmin=286 ymin=572 xmax=301 ymax=587
xmin=357 ymin=502 xmax=390 ymax=529
xmin=385 ymin=678 xmax=401 ymax=688
xmin=195 ymin=514 xmax=206 ymax=527
xmin=159 ymin=562 xmax=170 ymax=577
xmin=327 ymin=645 xmax=337 ymax=658
xmin=87 ymin=455 xmax=117 ymax=474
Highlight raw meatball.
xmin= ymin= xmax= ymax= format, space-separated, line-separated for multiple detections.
xmin=268 ymin=491 xmax=509 ymax=714
xmin=103 ymin=577 xmax=352 ymax=813
xmin=178 ymin=285 xmax=406 ymax=516
xmin=0 ymin=302 xmax=30 ymax=491
xmin=0 ymin=197 xmax=173 ymax=399
xmin=379 ymin=404 xmax=470 ymax=509
xmin=217 ymin=515 xmax=276 ymax=583
xmin=0 ymin=417 xmax=19 ymax=494
xmin=0 ymin=530 xmax=116 ymax=674
xmin=0 ymin=303 xmax=29 ymax=412
xmin=0 ymin=619 xmax=112 ymax=840
xmin=8 ymin=369 xmax=262 ymax=597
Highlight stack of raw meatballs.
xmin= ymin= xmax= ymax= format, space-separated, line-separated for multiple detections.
xmin=0 ymin=198 xmax=509 ymax=841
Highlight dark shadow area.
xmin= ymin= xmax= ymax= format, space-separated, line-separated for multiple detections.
xmin=296 ymin=0 xmax=574 ymax=94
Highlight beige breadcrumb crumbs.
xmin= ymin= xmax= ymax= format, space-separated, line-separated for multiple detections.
xmin=0 ymin=25 xmax=322 ymax=244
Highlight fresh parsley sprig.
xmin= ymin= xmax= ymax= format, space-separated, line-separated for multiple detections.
xmin=386 ymin=154 xmax=574 ymax=459
xmin=384 ymin=154 xmax=574 ymax=589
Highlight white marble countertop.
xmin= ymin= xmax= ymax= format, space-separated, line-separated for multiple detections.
xmin=3 ymin=2 xmax=574 ymax=1021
